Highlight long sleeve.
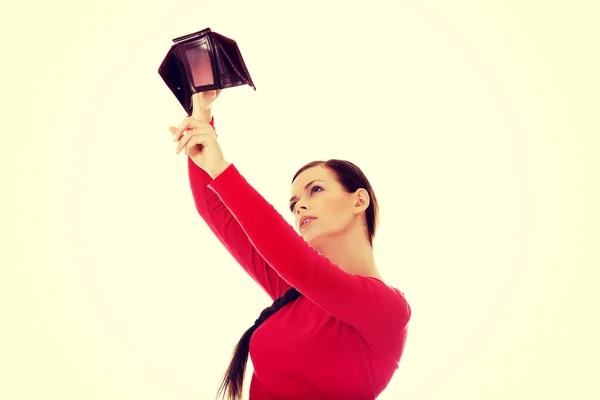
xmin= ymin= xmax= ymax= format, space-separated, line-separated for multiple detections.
xmin=187 ymin=119 xmax=290 ymax=301
xmin=208 ymin=164 xmax=411 ymax=342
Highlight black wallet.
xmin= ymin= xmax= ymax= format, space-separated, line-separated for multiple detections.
xmin=158 ymin=28 xmax=256 ymax=115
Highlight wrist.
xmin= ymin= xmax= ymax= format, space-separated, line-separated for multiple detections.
xmin=208 ymin=161 xmax=231 ymax=179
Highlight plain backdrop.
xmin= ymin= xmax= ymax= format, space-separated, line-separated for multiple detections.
xmin=1 ymin=0 xmax=598 ymax=399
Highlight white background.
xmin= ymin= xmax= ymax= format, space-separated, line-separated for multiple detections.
xmin=1 ymin=0 xmax=598 ymax=399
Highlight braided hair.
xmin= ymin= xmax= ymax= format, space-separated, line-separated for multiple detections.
xmin=216 ymin=287 xmax=302 ymax=400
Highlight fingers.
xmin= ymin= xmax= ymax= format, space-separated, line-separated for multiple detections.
xmin=175 ymin=129 xmax=194 ymax=154
xmin=169 ymin=117 xmax=213 ymax=142
xmin=173 ymin=116 xmax=204 ymax=139
xmin=182 ymin=134 xmax=204 ymax=155
xmin=175 ymin=128 xmax=214 ymax=155
xmin=174 ymin=117 xmax=194 ymax=139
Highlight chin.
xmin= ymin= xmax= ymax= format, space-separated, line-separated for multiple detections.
xmin=300 ymin=229 xmax=315 ymax=242
xmin=302 ymin=230 xmax=324 ymax=247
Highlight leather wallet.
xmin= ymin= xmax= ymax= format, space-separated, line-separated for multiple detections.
xmin=158 ymin=27 xmax=256 ymax=115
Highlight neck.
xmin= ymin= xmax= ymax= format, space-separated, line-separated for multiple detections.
xmin=311 ymin=225 xmax=381 ymax=280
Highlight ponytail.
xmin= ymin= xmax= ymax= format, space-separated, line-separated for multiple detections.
xmin=216 ymin=287 xmax=302 ymax=400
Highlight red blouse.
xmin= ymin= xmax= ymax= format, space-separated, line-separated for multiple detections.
xmin=187 ymin=119 xmax=411 ymax=399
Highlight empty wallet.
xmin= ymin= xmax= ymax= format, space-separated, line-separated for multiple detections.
xmin=158 ymin=27 xmax=256 ymax=115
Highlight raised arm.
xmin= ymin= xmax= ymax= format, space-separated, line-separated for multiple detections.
xmin=208 ymin=164 xmax=411 ymax=344
xmin=187 ymin=117 xmax=290 ymax=301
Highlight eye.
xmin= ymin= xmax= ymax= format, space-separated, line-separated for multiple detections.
xmin=290 ymin=186 xmax=323 ymax=212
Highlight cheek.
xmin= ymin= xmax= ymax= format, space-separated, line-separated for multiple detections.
xmin=321 ymin=199 xmax=353 ymax=227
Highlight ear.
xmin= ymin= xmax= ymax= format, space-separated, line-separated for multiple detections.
xmin=353 ymin=188 xmax=370 ymax=213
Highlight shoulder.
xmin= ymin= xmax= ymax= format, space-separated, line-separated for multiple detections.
xmin=366 ymin=277 xmax=412 ymax=329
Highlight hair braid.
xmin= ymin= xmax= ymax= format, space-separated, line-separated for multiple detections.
xmin=216 ymin=287 xmax=302 ymax=400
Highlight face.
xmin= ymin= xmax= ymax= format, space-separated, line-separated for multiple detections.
xmin=289 ymin=166 xmax=369 ymax=244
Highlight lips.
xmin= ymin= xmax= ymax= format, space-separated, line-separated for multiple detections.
xmin=299 ymin=216 xmax=317 ymax=230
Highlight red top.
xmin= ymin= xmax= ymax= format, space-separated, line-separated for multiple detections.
xmin=188 ymin=119 xmax=411 ymax=399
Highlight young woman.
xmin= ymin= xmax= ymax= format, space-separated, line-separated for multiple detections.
xmin=168 ymin=91 xmax=411 ymax=400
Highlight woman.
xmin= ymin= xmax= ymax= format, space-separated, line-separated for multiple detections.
xmin=168 ymin=91 xmax=411 ymax=400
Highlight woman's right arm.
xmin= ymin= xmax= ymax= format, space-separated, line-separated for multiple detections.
xmin=187 ymin=117 xmax=290 ymax=301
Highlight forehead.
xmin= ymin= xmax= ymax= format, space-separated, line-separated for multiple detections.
xmin=290 ymin=166 xmax=335 ymax=193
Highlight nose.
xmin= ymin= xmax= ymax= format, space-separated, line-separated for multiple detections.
xmin=294 ymin=200 xmax=308 ymax=214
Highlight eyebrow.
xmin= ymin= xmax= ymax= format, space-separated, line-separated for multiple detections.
xmin=289 ymin=180 xmax=325 ymax=204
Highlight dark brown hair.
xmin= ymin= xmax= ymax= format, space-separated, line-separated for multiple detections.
xmin=215 ymin=159 xmax=378 ymax=399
